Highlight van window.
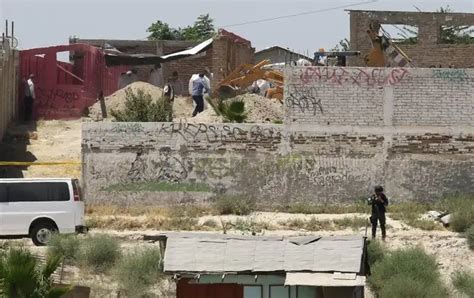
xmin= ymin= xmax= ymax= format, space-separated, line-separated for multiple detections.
xmin=7 ymin=182 xmax=70 ymax=202
xmin=0 ymin=184 xmax=7 ymax=202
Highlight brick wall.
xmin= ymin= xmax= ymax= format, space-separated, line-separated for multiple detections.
xmin=284 ymin=67 xmax=473 ymax=127
xmin=82 ymin=66 xmax=472 ymax=206
xmin=348 ymin=10 xmax=474 ymax=68
xmin=73 ymin=33 xmax=254 ymax=95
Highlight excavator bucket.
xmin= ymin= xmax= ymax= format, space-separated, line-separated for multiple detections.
xmin=217 ymin=84 xmax=239 ymax=99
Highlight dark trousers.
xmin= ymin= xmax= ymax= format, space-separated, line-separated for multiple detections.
xmin=371 ymin=213 xmax=386 ymax=239
xmin=192 ymin=95 xmax=204 ymax=117
xmin=24 ymin=96 xmax=34 ymax=121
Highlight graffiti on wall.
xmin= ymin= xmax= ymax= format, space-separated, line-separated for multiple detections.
xmin=285 ymin=84 xmax=324 ymax=115
xmin=36 ymin=87 xmax=80 ymax=108
xmin=432 ymin=69 xmax=469 ymax=83
xmin=156 ymin=122 xmax=282 ymax=143
xmin=36 ymin=86 xmax=82 ymax=118
xmin=298 ymin=67 xmax=409 ymax=86
xmin=127 ymin=151 xmax=188 ymax=183
xmin=111 ymin=123 xmax=145 ymax=136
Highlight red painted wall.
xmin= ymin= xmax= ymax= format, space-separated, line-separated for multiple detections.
xmin=19 ymin=44 xmax=128 ymax=120
xmin=177 ymin=278 xmax=243 ymax=298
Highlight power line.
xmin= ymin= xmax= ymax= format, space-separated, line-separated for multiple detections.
xmin=221 ymin=0 xmax=378 ymax=28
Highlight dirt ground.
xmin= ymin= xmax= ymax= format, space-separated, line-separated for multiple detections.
xmin=2 ymin=120 xmax=471 ymax=297
xmin=2 ymin=212 xmax=471 ymax=297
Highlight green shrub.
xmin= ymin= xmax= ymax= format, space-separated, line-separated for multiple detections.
xmin=436 ymin=194 xmax=474 ymax=232
xmin=80 ymin=234 xmax=121 ymax=272
xmin=467 ymin=225 xmax=474 ymax=250
xmin=0 ymin=248 xmax=71 ymax=297
xmin=451 ymin=210 xmax=474 ymax=233
xmin=111 ymin=88 xmax=173 ymax=122
xmin=213 ymin=195 xmax=255 ymax=215
xmin=207 ymin=98 xmax=247 ymax=123
xmin=47 ymin=234 xmax=81 ymax=262
xmin=452 ymin=271 xmax=474 ymax=297
xmin=368 ymin=247 xmax=447 ymax=297
xmin=367 ymin=240 xmax=385 ymax=267
xmin=114 ymin=247 xmax=164 ymax=296
xmin=378 ymin=275 xmax=446 ymax=298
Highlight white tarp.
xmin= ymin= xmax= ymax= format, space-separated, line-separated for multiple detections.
xmin=284 ymin=272 xmax=365 ymax=287
xmin=161 ymin=38 xmax=214 ymax=60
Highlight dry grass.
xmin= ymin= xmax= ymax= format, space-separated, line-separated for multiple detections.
xmin=279 ymin=216 xmax=367 ymax=231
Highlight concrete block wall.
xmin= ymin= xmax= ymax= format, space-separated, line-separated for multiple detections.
xmin=82 ymin=66 xmax=473 ymax=206
xmin=0 ymin=44 xmax=19 ymax=140
xmin=348 ymin=10 xmax=474 ymax=68
xmin=285 ymin=67 xmax=473 ymax=127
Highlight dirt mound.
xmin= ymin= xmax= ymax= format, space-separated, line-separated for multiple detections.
xmin=234 ymin=93 xmax=283 ymax=123
xmin=89 ymin=82 xmax=164 ymax=121
xmin=180 ymin=94 xmax=283 ymax=124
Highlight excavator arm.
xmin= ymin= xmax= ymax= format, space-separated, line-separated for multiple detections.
xmin=214 ymin=60 xmax=284 ymax=102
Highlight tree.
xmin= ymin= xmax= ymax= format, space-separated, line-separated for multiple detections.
xmin=0 ymin=248 xmax=71 ymax=298
xmin=147 ymin=20 xmax=181 ymax=40
xmin=192 ymin=14 xmax=215 ymax=40
xmin=147 ymin=14 xmax=216 ymax=41
xmin=437 ymin=6 xmax=473 ymax=44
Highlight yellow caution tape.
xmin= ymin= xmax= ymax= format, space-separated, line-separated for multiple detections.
xmin=0 ymin=161 xmax=81 ymax=166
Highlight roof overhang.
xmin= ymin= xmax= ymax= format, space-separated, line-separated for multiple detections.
xmin=285 ymin=272 xmax=365 ymax=287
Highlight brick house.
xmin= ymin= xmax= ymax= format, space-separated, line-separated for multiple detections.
xmin=71 ymin=29 xmax=255 ymax=94
xmin=347 ymin=10 xmax=474 ymax=68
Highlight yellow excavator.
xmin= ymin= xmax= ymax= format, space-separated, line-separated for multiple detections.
xmin=365 ymin=20 xmax=415 ymax=67
xmin=214 ymin=59 xmax=284 ymax=102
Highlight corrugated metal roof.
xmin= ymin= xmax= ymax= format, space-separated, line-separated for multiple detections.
xmin=285 ymin=272 xmax=366 ymax=287
xmin=163 ymin=233 xmax=364 ymax=274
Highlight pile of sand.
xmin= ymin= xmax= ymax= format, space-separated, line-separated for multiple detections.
xmin=89 ymin=82 xmax=164 ymax=121
xmin=89 ymin=82 xmax=283 ymax=124
xmin=235 ymin=93 xmax=283 ymax=123
xmin=177 ymin=93 xmax=283 ymax=124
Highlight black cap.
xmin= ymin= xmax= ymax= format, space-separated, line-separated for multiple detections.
xmin=375 ymin=185 xmax=384 ymax=193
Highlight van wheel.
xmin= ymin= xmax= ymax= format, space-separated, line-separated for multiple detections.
xmin=31 ymin=222 xmax=57 ymax=246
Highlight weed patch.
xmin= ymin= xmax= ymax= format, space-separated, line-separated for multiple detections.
xmin=368 ymin=247 xmax=447 ymax=298
xmin=213 ymin=195 xmax=255 ymax=215
xmin=452 ymin=271 xmax=474 ymax=297
xmin=333 ymin=216 xmax=368 ymax=230
xmin=283 ymin=201 xmax=367 ymax=214
xmin=466 ymin=225 xmax=474 ymax=250
xmin=80 ymin=234 xmax=121 ymax=272
xmin=367 ymin=240 xmax=385 ymax=267
xmin=47 ymin=234 xmax=81 ymax=262
xmin=114 ymin=247 xmax=164 ymax=296
xmin=436 ymin=194 xmax=474 ymax=232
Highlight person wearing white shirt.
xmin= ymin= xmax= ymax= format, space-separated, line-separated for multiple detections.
xmin=24 ymin=74 xmax=36 ymax=121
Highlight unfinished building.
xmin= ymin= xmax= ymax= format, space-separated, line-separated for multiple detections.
xmin=348 ymin=10 xmax=474 ymax=67
xmin=71 ymin=29 xmax=254 ymax=93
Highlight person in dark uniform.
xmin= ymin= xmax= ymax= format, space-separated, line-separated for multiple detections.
xmin=368 ymin=185 xmax=389 ymax=240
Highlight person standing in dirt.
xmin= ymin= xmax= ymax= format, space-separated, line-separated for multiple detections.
xmin=369 ymin=185 xmax=389 ymax=241
xmin=24 ymin=74 xmax=36 ymax=121
xmin=191 ymin=72 xmax=210 ymax=117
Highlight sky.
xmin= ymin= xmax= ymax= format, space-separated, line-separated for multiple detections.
xmin=1 ymin=0 xmax=473 ymax=56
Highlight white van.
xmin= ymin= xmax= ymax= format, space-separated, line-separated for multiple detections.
xmin=0 ymin=178 xmax=87 ymax=246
